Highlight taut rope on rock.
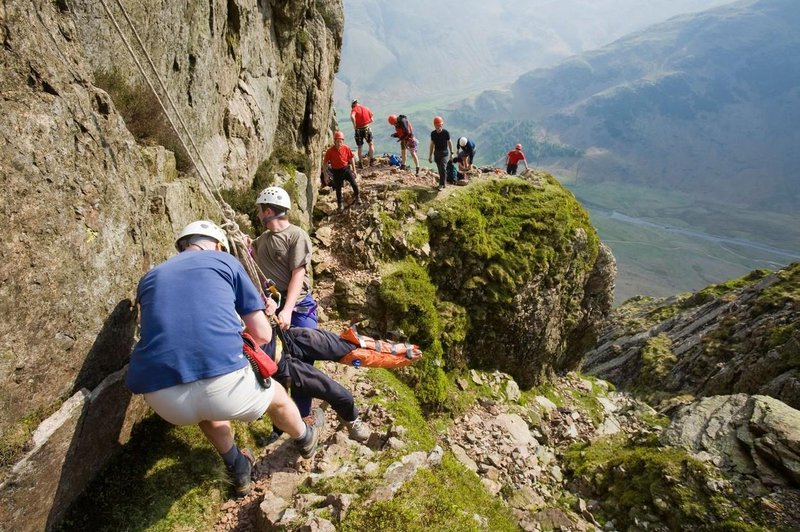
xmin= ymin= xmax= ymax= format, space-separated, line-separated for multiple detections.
xmin=99 ymin=0 xmax=267 ymax=294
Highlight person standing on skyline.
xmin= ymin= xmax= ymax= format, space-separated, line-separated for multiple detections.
xmin=506 ymin=144 xmax=529 ymax=175
xmin=428 ymin=116 xmax=454 ymax=191
xmin=350 ymin=99 xmax=375 ymax=166
xmin=388 ymin=113 xmax=420 ymax=176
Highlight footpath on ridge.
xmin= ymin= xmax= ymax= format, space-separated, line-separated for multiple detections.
xmin=213 ymin=161 xmax=645 ymax=531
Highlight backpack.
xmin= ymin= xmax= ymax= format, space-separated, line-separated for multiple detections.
xmin=396 ymin=114 xmax=412 ymax=137
xmin=446 ymin=159 xmax=459 ymax=183
xmin=388 ymin=153 xmax=401 ymax=166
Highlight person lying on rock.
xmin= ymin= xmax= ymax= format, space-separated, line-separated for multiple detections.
xmin=126 ymin=220 xmax=323 ymax=498
xmin=260 ymin=323 xmax=422 ymax=445
xmin=263 ymin=324 xmax=371 ymax=444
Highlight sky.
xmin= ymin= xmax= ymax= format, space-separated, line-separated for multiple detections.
xmin=334 ymin=0 xmax=736 ymax=110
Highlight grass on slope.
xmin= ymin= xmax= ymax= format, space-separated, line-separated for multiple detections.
xmin=57 ymin=368 xmax=518 ymax=531
xmin=57 ymin=415 xmax=272 ymax=531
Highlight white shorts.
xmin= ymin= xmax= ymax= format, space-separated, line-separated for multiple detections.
xmin=144 ymin=364 xmax=275 ymax=425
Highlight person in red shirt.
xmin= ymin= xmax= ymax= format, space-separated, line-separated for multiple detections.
xmin=323 ymin=131 xmax=361 ymax=212
xmin=388 ymin=114 xmax=420 ymax=176
xmin=350 ymin=99 xmax=375 ymax=166
xmin=506 ymin=144 xmax=529 ymax=175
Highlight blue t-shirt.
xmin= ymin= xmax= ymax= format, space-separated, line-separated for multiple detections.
xmin=461 ymin=139 xmax=476 ymax=159
xmin=126 ymin=250 xmax=265 ymax=393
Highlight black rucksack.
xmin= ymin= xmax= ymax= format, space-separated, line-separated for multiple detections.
xmin=446 ymin=159 xmax=458 ymax=183
xmin=396 ymin=114 xmax=411 ymax=136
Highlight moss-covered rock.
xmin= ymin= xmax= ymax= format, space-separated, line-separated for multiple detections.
xmin=339 ymin=454 xmax=518 ymax=532
xmin=426 ymin=177 xmax=609 ymax=387
xmin=377 ymin=259 xmax=448 ymax=406
xmin=564 ymin=435 xmax=765 ymax=530
xmin=585 ymin=263 xmax=800 ymax=410
xmin=637 ymin=333 xmax=677 ymax=398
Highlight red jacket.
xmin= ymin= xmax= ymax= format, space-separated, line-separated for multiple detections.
xmin=351 ymin=105 xmax=373 ymax=128
xmin=507 ymin=150 xmax=526 ymax=165
xmin=323 ymin=144 xmax=354 ymax=170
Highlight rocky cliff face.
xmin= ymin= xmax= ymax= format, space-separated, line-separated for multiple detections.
xmin=583 ymin=263 xmax=800 ymax=409
xmin=0 ymin=1 xmax=342 ymax=529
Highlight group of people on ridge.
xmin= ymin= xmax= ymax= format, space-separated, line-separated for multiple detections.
xmin=127 ymin=186 xmax=370 ymax=497
xmin=323 ymin=99 xmax=531 ymax=204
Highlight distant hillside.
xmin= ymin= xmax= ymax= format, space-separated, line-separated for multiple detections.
xmin=462 ymin=0 xmax=800 ymax=213
xmin=335 ymin=0 xmax=733 ymax=109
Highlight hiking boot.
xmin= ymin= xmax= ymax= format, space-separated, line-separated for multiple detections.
xmin=416 ymin=167 xmax=420 ymax=176
xmin=265 ymin=430 xmax=282 ymax=445
xmin=305 ymin=407 xmax=325 ymax=430
xmin=296 ymin=407 xmax=324 ymax=458
xmin=346 ymin=418 xmax=370 ymax=442
xmin=438 ymin=185 xmax=445 ymax=191
xmin=399 ymin=164 xmax=407 ymax=171
xmin=227 ymin=448 xmax=255 ymax=497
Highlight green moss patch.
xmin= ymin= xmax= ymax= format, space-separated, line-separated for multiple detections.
xmin=378 ymin=259 xmax=449 ymax=407
xmin=58 ymin=414 xmax=272 ymax=531
xmin=364 ymin=369 xmax=437 ymax=451
xmin=682 ymin=268 xmax=772 ymax=308
xmin=564 ymin=435 xmax=764 ymax=530
xmin=428 ymin=177 xmax=597 ymax=305
xmin=0 ymin=399 xmax=65 ymax=480
xmin=756 ymin=262 xmax=800 ymax=312
xmin=339 ymin=454 xmax=518 ymax=532
xmin=638 ymin=333 xmax=677 ymax=388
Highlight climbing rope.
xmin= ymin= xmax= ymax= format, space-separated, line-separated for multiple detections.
xmin=98 ymin=0 xmax=269 ymax=296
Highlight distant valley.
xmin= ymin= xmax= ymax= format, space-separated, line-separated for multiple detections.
xmin=336 ymin=0 xmax=732 ymax=109
xmin=336 ymin=0 xmax=800 ymax=304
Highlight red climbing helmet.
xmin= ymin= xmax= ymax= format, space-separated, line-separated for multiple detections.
xmin=334 ymin=130 xmax=345 ymax=140
xmin=388 ymin=114 xmax=397 ymax=125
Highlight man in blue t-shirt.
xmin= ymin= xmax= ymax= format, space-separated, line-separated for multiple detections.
xmin=457 ymin=136 xmax=476 ymax=168
xmin=127 ymin=220 xmax=323 ymax=497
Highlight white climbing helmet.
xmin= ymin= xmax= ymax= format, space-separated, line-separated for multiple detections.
xmin=175 ymin=220 xmax=229 ymax=252
xmin=458 ymin=137 xmax=468 ymax=148
xmin=256 ymin=186 xmax=291 ymax=210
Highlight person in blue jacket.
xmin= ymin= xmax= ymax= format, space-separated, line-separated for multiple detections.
xmin=127 ymin=220 xmax=322 ymax=497
xmin=457 ymin=136 xmax=476 ymax=169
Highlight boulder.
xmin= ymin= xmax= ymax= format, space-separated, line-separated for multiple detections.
xmin=662 ymin=394 xmax=800 ymax=487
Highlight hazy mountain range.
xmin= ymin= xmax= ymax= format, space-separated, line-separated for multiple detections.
xmin=462 ymin=0 xmax=800 ymax=214
xmin=335 ymin=0 xmax=733 ymax=109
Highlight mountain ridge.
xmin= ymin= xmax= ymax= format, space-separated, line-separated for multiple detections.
xmin=335 ymin=0 xmax=733 ymax=109
xmin=460 ymin=0 xmax=800 ymax=213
